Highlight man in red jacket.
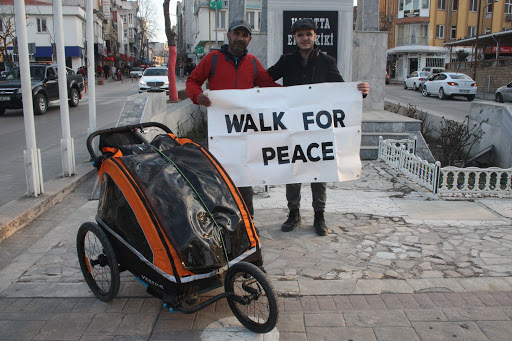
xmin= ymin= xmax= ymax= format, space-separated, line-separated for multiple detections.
xmin=186 ymin=19 xmax=279 ymax=220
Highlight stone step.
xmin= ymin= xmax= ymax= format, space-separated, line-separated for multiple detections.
xmin=362 ymin=120 xmax=421 ymax=133
xmin=361 ymin=132 xmax=411 ymax=146
xmin=360 ymin=146 xmax=379 ymax=160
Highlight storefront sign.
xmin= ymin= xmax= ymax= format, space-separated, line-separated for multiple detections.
xmin=102 ymin=0 xmax=110 ymax=19
xmin=484 ymin=46 xmax=512 ymax=54
xmin=283 ymin=11 xmax=338 ymax=60
xmin=404 ymin=9 xmax=420 ymax=17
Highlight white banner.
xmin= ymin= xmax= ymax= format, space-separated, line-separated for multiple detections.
xmin=207 ymin=82 xmax=362 ymax=187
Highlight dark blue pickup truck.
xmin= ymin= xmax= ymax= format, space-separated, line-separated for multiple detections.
xmin=0 ymin=64 xmax=84 ymax=115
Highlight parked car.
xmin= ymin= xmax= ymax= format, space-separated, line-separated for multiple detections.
xmin=0 ymin=64 xmax=84 ymax=115
xmin=418 ymin=74 xmax=435 ymax=92
xmin=495 ymin=81 xmax=512 ymax=103
xmin=422 ymin=67 xmax=445 ymax=74
xmin=421 ymin=72 xmax=477 ymax=101
xmin=138 ymin=67 xmax=169 ymax=93
xmin=385 ymin=71 xmax=390 ymax=84
xmin=404 ymin=71 xmax=431 ymax=91
xmin=130 ymin=67 xmax=143 ymax=78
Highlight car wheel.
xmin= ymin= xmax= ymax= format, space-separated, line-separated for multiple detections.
xmin=438 ymin=88 xmax=446 ymax=100
xmin=33 ymin=93 xmax=48 ymax=115
xmin=413 ymin=83 xmax=418 ymax=91
xmin=403 ymin=82 xmax=407 ymax=89
xmin=421 ymin=86 xmax=429 ymax=97
xmin=467 ymin=95 xmax=475 ymax=101
xmin=496 ymin=93 xmax=504 ymax=103
xmin=68 ymin=88 xmax=80 ymax=107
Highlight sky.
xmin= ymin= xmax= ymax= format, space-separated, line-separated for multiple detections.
xmin=151 ymin=0 xmax=178 ymax=43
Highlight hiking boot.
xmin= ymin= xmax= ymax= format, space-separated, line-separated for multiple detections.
xmin=281 ymin=209 xmax=301 ymax=232
xmin=314 ymin=211 xmax=328 ymax=236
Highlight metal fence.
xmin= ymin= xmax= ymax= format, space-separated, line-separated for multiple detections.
xmin=378 ymin=137 xmax=512 ymax=198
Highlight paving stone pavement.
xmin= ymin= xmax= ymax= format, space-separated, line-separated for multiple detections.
xmin=0 ymin=160 xmax=511 ymax=340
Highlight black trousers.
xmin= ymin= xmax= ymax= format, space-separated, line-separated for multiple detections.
xmin=286 ymin=182 xmax=326 ymax=212
xmin=237 ymin=186 xmax=254 ymax=218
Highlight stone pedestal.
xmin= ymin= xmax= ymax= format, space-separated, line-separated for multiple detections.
xmin=352 ymin=31 xmax=388 ymax=111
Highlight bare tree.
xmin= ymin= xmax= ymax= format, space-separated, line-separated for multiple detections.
xmin=163 ymin=0 xmax=178 ymax=102
xmin=0 ymin=16 xmax=15 ymax=69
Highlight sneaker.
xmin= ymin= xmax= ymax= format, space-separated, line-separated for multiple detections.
xmin=314 ymin=211 xmax=328 ymax=236
xmin=281 ymin=209 xmax=301 ymax=232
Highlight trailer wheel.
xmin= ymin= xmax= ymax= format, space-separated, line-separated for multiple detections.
xmin=225 ymin=262 xmax=279 ymax=333
xmin=77 ymin=222 xmax=120 ymax=302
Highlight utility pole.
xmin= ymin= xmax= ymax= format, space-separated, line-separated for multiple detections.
xmin=53 ymin=0 xmax=75 ymax=177
xmin=86 ymin=0 xmax=98 ymax=155
xmin=14 ymin=0 xmax=43 ymax=197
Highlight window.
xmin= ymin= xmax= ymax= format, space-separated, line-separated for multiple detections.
xmin=124 ymin=29 xmax=127 ymax=38
xmin=129 ymin=27 xmax=134 ymax=38
xmin=469 ymin=0 xmax=478 ymax=12
xmin=426 ymin=57 xmax=445 ymax=67
xmin=486 ymin=0 xmax=493 ymax=14
xmin=122 ymin=15 xmax=127 ymax=24
xmin=437 ymin=0 xmax=446 ymax=10
xmin=216 ymin=10 xmax=226 ymax=29
xmin=46 ymin=67 xmax=55 ymax=78
xmin=246 ymin=11 xmax=259 ymax=30
xmin=451 ymin=26 xmax=456 ymax=39
xmin=468 ymin=26 xmax=476 ymax=37
xmin=399 ymin=0 xmax=404 ymax=10
xmin=128 ymin=14 xmax=133 ymax=25
xmin=421 ymin=0 xmax=429 ymax=9
xmin=436 ymin=24 xmax=444 ymax=38
xmin=506 ymin=0 xmax=512 ymax=14
xmin=396 ymin=24 xmax=428 ymax=45
xmin=452 ymin=0 xmax=458 ymax=10
xmin=0 ymin=18 xmax=3 ymax=32
xmin=37 ymin=18 xmax=47 ymax=32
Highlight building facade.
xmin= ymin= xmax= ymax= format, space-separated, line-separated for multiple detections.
xmin=381 ymin=0 xmax=512 ymax=81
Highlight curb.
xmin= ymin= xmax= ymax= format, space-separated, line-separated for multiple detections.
xmin=0 ymin=162 xmax=95 ymax=243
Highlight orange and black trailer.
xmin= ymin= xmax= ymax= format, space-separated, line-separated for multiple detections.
xmin=77 ymin=122 xmax=278 ymax=333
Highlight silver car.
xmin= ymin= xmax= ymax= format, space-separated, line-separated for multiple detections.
xmin=404 ymin=71 xmax=431 ymax=91
xmin=495 ymin=81 xmax=512 ymax=103
xmin=421 ymin=72 xmax=477 ymax=101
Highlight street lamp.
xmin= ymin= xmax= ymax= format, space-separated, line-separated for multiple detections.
xmin=472 ymin=0 xmax=499 ymax=80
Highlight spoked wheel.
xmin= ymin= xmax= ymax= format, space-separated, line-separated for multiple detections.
xmin=496 ymin=93 xmax=504 ymax=103
xmin=77 ymin=222 xmax=120 ymax=302
xmin=225 ymin=262 xmax=279 ymax=334
xmin=438 ymin=88 xmax=446 ymax=100
xmin=421 ymin=86 xmax=429 ymax=97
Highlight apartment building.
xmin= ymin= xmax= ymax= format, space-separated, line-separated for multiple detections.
xmin=0 ymin=0 xmax=141 ymax=73
xmin=179 ymin=0 xmax=263 ymax=67
xmin=381 ymin=0 xmax=512 ymax=81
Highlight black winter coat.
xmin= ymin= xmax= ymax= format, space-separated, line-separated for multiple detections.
xmin=267 ymin=48 xmax=344 ymax=86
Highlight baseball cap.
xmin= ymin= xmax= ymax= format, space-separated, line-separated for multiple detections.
xmin=291 ymin=18 xmax=317 ymax=33
xmin=228 ymin=19 xmax=252 ymax=34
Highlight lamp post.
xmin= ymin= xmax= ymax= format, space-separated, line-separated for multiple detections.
xmin=472 ymin=0 xmax=498 ymax=81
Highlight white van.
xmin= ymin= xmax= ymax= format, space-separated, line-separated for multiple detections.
xmin=422 ymin=67 xmax=445 ymax=74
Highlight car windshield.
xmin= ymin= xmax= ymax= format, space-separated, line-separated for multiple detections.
xmin=3 ymin=66 xmax=46 ymax=81
xmin=450 ymin=74 xmax=472 ymax=80
xmin=419 ymin=72 xmax=431 ymax=77
xmin=144 ymin=68 xmax=167 ymax=76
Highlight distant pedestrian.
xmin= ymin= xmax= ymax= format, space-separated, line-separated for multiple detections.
xmin=112 ymin=66 xmax=117 ymax=80
xmin=103 ymin=64 xmax=110 ymax=79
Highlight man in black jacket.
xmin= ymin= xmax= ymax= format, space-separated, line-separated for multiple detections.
xmin=267 ymin=18 xmax=369 ymax=236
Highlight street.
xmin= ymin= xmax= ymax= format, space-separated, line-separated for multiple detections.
xmin=0 ymin=80 xmax=139 ymax=206
xmin=384 ymin=83 xmax=476 ymax=121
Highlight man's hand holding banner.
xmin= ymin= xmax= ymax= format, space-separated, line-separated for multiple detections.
xmin=207 ymin=82 xmax=362 ymax=187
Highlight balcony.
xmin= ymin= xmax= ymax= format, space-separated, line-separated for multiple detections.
xmin=396 ymin=37 xmax=428 ymax=46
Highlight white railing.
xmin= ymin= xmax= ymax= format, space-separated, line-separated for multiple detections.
xmin=439 ymin=167 xmax=512 ymax=197
xmin=378 ymin=137 xmax=512 ymax=198
xmin=378 ymin=137 xmax=440 ymax=193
